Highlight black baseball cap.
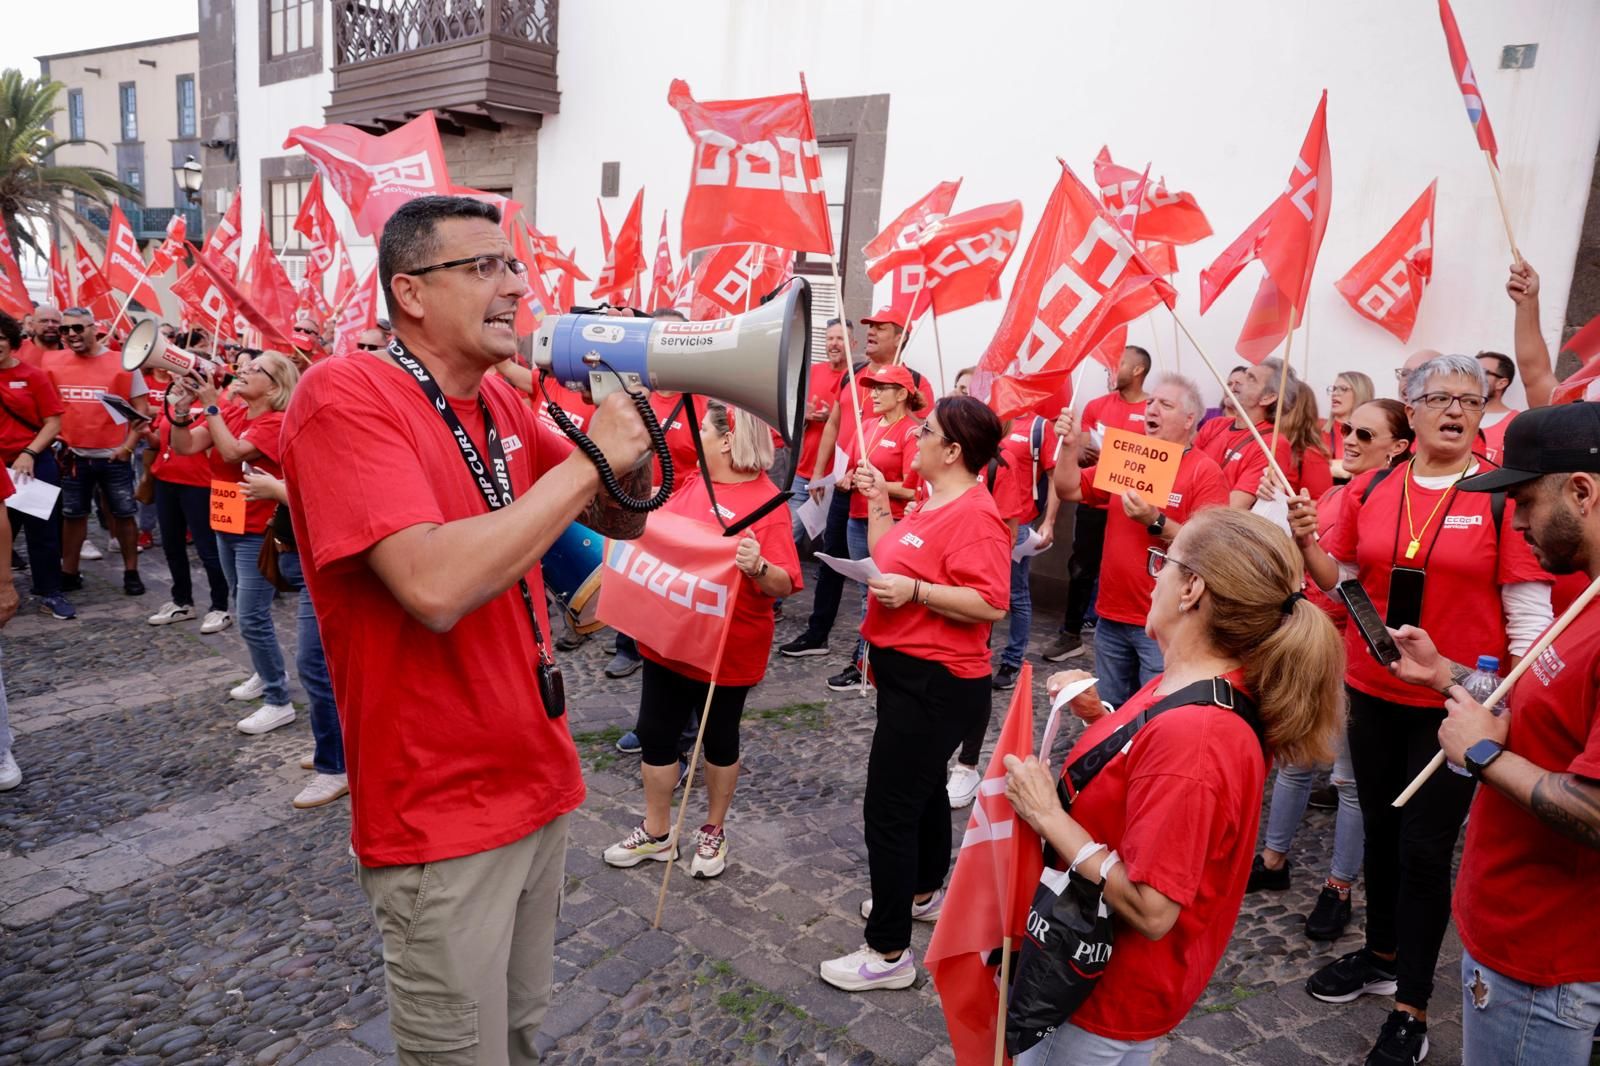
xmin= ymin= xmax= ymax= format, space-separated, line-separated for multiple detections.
xmin=1460 ymin=403 xmax=1600 ymax=492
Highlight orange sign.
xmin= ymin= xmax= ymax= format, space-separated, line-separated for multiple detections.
xmin=209 ymin=480 xmax=246 ymax=533
xmin=1092 ymin=427 xmax=1181 ymax=506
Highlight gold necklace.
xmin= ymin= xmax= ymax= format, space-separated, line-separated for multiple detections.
xmin=1400 ymin=458 xmax=1473 ymax=560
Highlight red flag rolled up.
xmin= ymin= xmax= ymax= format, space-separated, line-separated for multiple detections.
xmin=1438 ymin=0 xmax=1499 ymax=163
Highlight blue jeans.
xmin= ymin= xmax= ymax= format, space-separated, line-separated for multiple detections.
xmin=788 ymin=474 xmax=810 ymax=545
xmin=215 ymin=531 xmax=290 ymax=705
xmin=1092 ymin=619 xmax=1163 ymax=710
xmin=8 ymin=447 xmax=62 ymax=597
xmin=1461 ymin=946 xmax=1600 ymax=1066
xmin=1263 ymin=729 xmax=1363 ymax=883
xmin=846 ymin=516 xmax=870 ymax=664
xmin=1001 ymin=525 xmax=1032 ymax=669
xmin=61 ymin=455 xmax=137 ymax=518
xmin=1013 ymin=1021 xmax=1157 ymax=1065
xmin=275 ymin=550 xmax=344 ymax=775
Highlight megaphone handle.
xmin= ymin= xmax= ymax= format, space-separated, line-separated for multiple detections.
xmin=543 ymin=388 xmax=675 ymax=514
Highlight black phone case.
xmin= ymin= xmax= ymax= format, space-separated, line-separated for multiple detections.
xmin=1386 ymin=567 xmax=1426 ymax=630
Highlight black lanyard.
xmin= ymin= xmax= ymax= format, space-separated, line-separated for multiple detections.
xmin=389 ymin=343 xmax=559 ymax=680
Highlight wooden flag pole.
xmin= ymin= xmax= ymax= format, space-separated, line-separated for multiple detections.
xmin=1269 ymin=307 xmax=1298 ymax=459
xmin=1485 ymin=151 xmax=1522 ymax=263
xmin=1146 ymin=311 xmax=1167 ymax=372
xmin=993 ymin=936 xmax=1013 ymax=1066
xmin=930 ymin=308 xmax=949 ymax=397
xmin=653 ymin=576 xmax=743 ymax=929
xmin=108 ymin=256 xmax=162 ymax=337
xmin=1394 ymin=570 xmax=1600 ymax=806
xmin=1169 ymin=308 xmax=1296 ymax=492
xmin=1301 ymin=302 xmax=1312 ymax=380
xmin=1054 ymin=360 xmax=1091 ymax=462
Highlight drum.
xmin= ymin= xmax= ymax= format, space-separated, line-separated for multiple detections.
xmin=543 ymin=521 xmax=607 ymax=634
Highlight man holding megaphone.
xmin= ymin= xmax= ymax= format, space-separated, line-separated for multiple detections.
xmin=280 ymin=195 xmax=654 ymax=1066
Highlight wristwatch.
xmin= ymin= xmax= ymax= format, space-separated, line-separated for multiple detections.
xmin=1464 ymin=738 xmax=1505 ymax=779
xmin=204 ymin=404 xmax=221 ymax=417
xmin=1146 ymin=513 xmax=1168 ymax=537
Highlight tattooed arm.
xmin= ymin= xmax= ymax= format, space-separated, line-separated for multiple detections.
xmin=579 ymin=454 xmax=651 ymax=541
xmin=1481 ymin=758 xmax=1600 ymax=851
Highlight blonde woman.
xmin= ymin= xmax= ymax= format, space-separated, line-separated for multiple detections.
xmin=1325 ymin=371 xmax=1374 ymax=480
xmin=171 ymin=351 xmax=301 ymax=735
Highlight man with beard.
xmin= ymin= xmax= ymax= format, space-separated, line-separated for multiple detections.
xmin=16 ymin=305 xmax=63 ymax=368
xmin=1388 ymin=402 xmax=1600 ymax=1066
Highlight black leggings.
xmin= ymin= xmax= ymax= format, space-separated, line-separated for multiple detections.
xmin=863 ymin=644 xmax=990 ymax=954
xmin=636 ymin=658 xmax=752 ymax=768
xmin=155 ymin=481 xmax=229 ymax=612
xmin=1346 ymin=685 xmax=1475 ymax=1010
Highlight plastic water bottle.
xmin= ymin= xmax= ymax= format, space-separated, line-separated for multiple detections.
xmin=1449 ymin=655 xmax=1508 ymax=776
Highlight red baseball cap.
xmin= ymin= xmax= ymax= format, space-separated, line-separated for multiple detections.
xmin=858 ymin=364 xmax=918 ymax=392
xmin=861 ymin=305 xmax=908 ymax=330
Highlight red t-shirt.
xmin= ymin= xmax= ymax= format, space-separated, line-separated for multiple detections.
xmin=1295 ymin=446 xmax=1333 ymax=499
xmin=1062 ymin=674 xmax=1268 ymax=1041
xmin=535 ymin=377 xmax=595 ymax=436
xmin=1078 ymin=448 xmax=1229 ymax=626
xmin=1324 ymin=463 xmax=1549 ymax=707
xmin=0 ymin=360 xmax=64 ymax=463
xmin=150 ymin=412 xmax=212 ymax=488
xmin=847 ymin=415 xmax=920 ymax=519
xmin=142 ymin=371 xmax=168 ymax=411
xmin=637 ymin=473 xmax=803 ymax=686
xmin=1081 ymin=392 xmax=1149 ymax=441
xmin=861 ymin=484 xmax=1011 ymax=678
xmin=0 ymin=464 xmax=11 ymax=498
xmin=1193 ymin=418 xmax=1293 ymax=498
xmin=797 ymin=361 xmax=845 ymax=477
xmin=1325 ymin=420 xmax=1348 ymax=459
xmin=281 ymin=353 xmax=585 ymax=867
xmin=648 ymin=393 xmax=702 ymax=491
xmin=1306 ymin=483 xmax=1350 ymax=628
xmin=830 ymin=362 xmax=934 ymax=463
xmin=990 ymin=416 xmax=1059 ymax=524
xmin=14 ymin=340 xmax=52 ymax=368
xmin=1478 ymin=409 xmax=1518 ymax=465
xmin=1455 ymin=600 xmax=1600 ymax=985
xmin=208 ymin=406 xmax=285 ymax=535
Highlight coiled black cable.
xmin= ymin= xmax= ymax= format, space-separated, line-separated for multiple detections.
xmin=538 ymin=369 xmax=674 ymax=512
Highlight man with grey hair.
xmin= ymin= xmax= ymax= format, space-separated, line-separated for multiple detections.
xmin=1050 ymin=372 xmax=1230 ymax=707
xmin=1193 ymin=356 xmax=1295 ymax=509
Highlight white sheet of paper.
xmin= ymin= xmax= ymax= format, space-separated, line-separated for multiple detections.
xmin=797 ymin=475 xmax=835 ymax=540
xmin=1040 ymin=676 xmax=1101 ymax=772
xmin=831 ymin=446 xmax=851 ymax=483
xmin=1251 ymin=492 xmax=1292 ymax=536
xmin=6 ymin=470 xmax=61 ymax=521
xmin=815 ymin=553 xmax=882 ymax=584
xmin=1012 ymin=526 xmax=1048 ymax=561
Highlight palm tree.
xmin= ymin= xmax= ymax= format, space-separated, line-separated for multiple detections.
xmin=0 ymin=68 xmax=139 ymax=260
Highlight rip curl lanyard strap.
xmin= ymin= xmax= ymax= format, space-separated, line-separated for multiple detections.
xmin=390 ymin=341 xmax=552 ymax=666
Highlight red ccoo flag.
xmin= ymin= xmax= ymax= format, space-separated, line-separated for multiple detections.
xmin=202 ymin=189 xmax=244 ymax=283
xmin=648 ymin=212 xmax=676 ymax=311
xmin=915 ymin=200 xmax=1025 ymax=316
xmin=1438 ymin=0 xmax=1498 ymax=164
xmin=593 ymin=188 xmax=645 ymax=304
xmin=1549 ymin=312 xmax=1600 ymax=404
xmin=191 ymin=252 xmax=296 ymax=352
xmin=690 ymin=244 xmax=793 ymax=320
xmin=171 ymin=265 xmax=239 ymax=340
xmin=248 ymin=217 xmax=302 ymax=336
xmin=148 ymin=211 xmax=188 ymax=276
xmin=332 ymin=265 xmax=380 ymax=358
xmin=864 ymin=180 xmax=962 ymax=283
xmin=1094 ymin=148 xmax=1212 ymax=247
xmin=0 ymin=226 xmax=30 ymax=319
xmin=926 ymin=662 xmax=1042 ymax=1066
xmin=292 ymin=173 xmax=342 ymax=277
xmin=283 ymin=112 xmax=450 ymax=237
xmin=973 ymin=161 xmax=1175 ymax=421
xmin=104 ymin=204 xmax=164 ymax=314
xmin=1334 ymin=181 xmax=1436 ymax=344
xmin=668 ymin=77 xmax=833 ymax=255
xmin=73 ymin=237 xmax=117 ymax=322
xmin=49 ymin=242 xmax=74 ymax=310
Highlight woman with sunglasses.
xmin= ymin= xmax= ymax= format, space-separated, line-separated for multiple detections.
xmin=819 ymin=395 xmax=1010 ymax=993
xmin=1324 ymin=372 xmax=1375 ymax=481
xmin=1248 ymin=399 xmax=1413 ymax=942
xmin=171 ymin=351 xmax=302 ymax=737
xmin=1290 ymin=354 xmax=1552 ymax=1065
xmin=1001 ymin=509 xmax=1343 ymax=1064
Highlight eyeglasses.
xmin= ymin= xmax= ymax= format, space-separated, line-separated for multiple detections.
xmin=1326 ymin=384 xmax=1353 ymax=395
xmin=1415 ymin=391 xmax=1488 ymax=412
xmin=1146 ymin=547 xmax=1196 ymax=579
xmin=293 ymin=325 xmax=319 ymax=336
xmin=241 ymin=364 xmax=281 ymax=388
xmin=402 ymin=254 xmax=528 ymax=282
xmin=917 ymin=423 xmax=949 ymax=443
xmin=61 ymin=323 xmax=90 ymax=334
xmin=356 ymin=342 xmax=385 ymax=351
xmin=1481 ymin=369 xmax=1509 ymax=382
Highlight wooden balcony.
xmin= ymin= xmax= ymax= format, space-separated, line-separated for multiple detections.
xmin=327 ymin=0 xmax=558 ymax=131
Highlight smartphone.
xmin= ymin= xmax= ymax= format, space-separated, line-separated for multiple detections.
xmin=1338 ymin=579 xmax=1401 ymax=666
xmin=1385 ymin=567 xmax=1426 ymax=630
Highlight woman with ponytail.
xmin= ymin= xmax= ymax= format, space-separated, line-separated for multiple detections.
xmin=1003 ymin=509 xmax=1344 ymax=1064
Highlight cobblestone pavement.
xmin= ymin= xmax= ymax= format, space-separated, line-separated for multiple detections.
xmin=1 ymin=538 xmax=1478 ymax=1064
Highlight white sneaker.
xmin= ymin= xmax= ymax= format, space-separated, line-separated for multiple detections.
xmin=688 ymin=824 xmax=727 ymax=879
xmin=292 ymin=773 xmax=349 ymax=809
xmin=229 ymin=673 xmax=266 ymax=701
xmin=819 ymin=945 xmax=917 ymax=992
xmin=860 ymin=888 xmax=944 ymax=922
xmin=946 ymin=764 xmax=982 ymax=809
xmin=237 ymin=703 xmax=295 ymax=735
xmin=201 ymin=610 xmax=233 ymax=634
xmin=603 ymin=824 xmax=678 ymax=867
xmin=0 ymin=751 xmax=20 ymax=791
xmin=299 ymin=753 xmax=316 ymax=770
xmin=79 ymin=541 xmax=104 ymax=561
xmin=147 ymin=602 xmax=194 ymax=626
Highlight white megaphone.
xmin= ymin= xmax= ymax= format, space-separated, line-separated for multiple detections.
xmin=532 ymin=278 xmax=811 ymax=447
xmin=121 ymin=319 xmax=223 ymax=380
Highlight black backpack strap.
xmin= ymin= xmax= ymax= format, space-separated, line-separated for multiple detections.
xmin=1359 ymin=465 xmax=1395 ymax=505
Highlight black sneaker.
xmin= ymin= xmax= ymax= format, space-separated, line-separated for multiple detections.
xmin=1365 ymin=1009 xmax=1428 ymax=1065
xmin=827 ymin=665 xmax=862 ymax=691
xmin=780 ymin=633 xmax=830 ymax=657
xmin=1308 ymin=784 xmax=1339 ymax=810
xmin=1306 ymin=947 xmax=1399 ymax=1004
xmin=992 ymin=664 xmax=1020 ymax=690
xmin=60 ymin=572 xmax=84 ymax=592
xmin=603 ymin=649 xmax=642 ymax=678
xmin=1246 ymin=854 xmax=1291 ymax=893
xmin=1305 ymin=884 xmax=1353 ymax=941
xmin=123 ymin=570 xmax=145 ymax=596
xmin=1040 ymin=633 xmax=1083 ymax=662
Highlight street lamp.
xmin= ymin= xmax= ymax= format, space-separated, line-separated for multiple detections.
xmin=173 ymin=156 xmax=203 ymax=204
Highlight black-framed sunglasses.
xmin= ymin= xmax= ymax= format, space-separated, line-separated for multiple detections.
xmin=61 ymin=323 xmax=90 ymax=334
xmin=292 ymin=325 xmax=320 ymax=336
xmin=1146 ymin=547 xmax=1195 ymax=579
xmin=402 ymin=254 xmax=528 ymax=282
xmin=356 ymin=342 xmax=385 ymax=351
